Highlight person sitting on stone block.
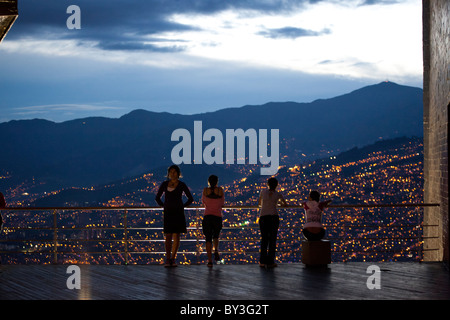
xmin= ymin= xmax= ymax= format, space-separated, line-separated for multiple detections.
xmin=302 ymin=190 xmax=331 ymax=241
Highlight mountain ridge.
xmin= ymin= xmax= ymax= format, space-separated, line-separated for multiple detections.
xmin=0 ymin=81 xmax=423 ymax=190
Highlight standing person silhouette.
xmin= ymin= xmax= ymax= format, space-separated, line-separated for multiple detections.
xmin=201 ymin=175 xmax=225 ymax=267
xmin=155 ymin=165 xmax=194 ymax=267
xmin=258 ymin=177 xmax=287 ymax=268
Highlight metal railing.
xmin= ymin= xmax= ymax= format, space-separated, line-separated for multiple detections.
xmin=0 ymin=203 xmax=440 ymax=264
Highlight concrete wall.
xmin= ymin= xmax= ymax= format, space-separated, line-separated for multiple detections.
xmin=423 ymin=0 xmax=450 ymax=265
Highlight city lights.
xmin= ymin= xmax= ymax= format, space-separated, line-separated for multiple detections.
xmin=0 ymin=138 xmax=425 ymax=264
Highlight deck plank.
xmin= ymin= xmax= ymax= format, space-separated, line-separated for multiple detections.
xmin=1 ymin=262 xmax=449 ymax=301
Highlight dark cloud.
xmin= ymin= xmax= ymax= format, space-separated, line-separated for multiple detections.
xmin=12 ymin=0 xmax=306 ymax=36
xmin=96 ymin=41 xmax=187 ymax=52
xmin=318 ymin=59 xmax=334 ymax=65
xmin=11 ymin=0 xmax=209 ymax=52
xmin=258 ymin=26 xmax=331 ymax=39
xmin=9 ymin=0 xmax=402 ymax=52
xmin=358 ymin=0 xmax=401 ymax=5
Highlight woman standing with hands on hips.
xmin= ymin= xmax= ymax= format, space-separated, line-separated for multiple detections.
xmin=155 ymin=165 xmax=194 ymax=267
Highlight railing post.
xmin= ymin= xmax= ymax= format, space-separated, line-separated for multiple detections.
xmin=418 ymin=207 xmax=423 ymax=261
xmin=124 ymin=209 xmax=128 ymax=265
xmin=53 ymin=209 xmax=58 ymax=264
xmin=196 ymin=208 xmax=200 ymax=265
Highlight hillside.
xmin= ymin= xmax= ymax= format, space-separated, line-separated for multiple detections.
xmin=0 ymin=81 xmax=423 ymax=192
xmin=30 ymin=136 xmax=423 ymax=207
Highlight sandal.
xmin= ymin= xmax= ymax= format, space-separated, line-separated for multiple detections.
xmin=214 ymin=250 xmax=220 ymax=261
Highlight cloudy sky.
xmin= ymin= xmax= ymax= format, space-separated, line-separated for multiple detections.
xmin=0 ymin=0 xmax=422 ymax=123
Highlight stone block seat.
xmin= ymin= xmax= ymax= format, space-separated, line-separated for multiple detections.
xmin=301 ymin=239 xmax=331 ymax=267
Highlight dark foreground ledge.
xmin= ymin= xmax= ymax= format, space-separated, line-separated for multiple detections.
xmin=1 ymin=262 xmax=449 ymax=301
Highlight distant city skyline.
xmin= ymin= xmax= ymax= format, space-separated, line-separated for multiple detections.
xmin=0 ymin=0 xmax=422 ymax=123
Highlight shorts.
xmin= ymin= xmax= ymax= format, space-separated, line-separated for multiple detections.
xmin=302 ymin=228 xmax=325 ymax=241
xmin=202 ymin=215 xmax=222 ymax=242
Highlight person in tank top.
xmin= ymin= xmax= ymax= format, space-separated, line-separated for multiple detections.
xmin=302 ymin=190 xmax=331 ymax=241
xmin=201 ymin=175 xmax=225 ymax=267
xmin=258 ymin=177 xmax=287 ymax=268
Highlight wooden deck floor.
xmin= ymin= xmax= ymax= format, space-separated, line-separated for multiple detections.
xmin=1 ymin=262 xmax=449 ymax=302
